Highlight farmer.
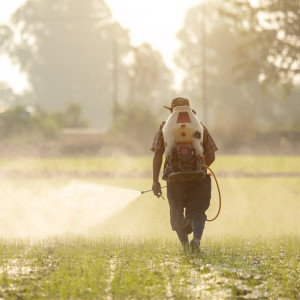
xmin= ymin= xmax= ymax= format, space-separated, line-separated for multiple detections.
xmin=151 ymin=97 xmax=218 ymax=252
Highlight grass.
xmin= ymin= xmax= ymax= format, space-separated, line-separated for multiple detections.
xmin=0 ymin=236 xmax=299 ymax=299
xmin=0 ymin=155 xmax=299 ymax=299
xmin=1 ymin=155 xmax=300 ymax=174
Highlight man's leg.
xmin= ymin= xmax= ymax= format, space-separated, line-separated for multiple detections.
xmin=190 ymin=218 xmax=205 ymax=253
xmin=192 ymin=219 xmax=205 ymax=241
xmin=176 ymin=229 xmax=189 ymax=251
xmin=186 ymin=178 xmax=211 ymax=253
xmin=167 ymin=182 xmax=188 ymax=250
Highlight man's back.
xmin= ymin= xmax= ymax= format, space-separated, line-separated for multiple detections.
xmin=151 ymin=97 xmax=218 ymax=253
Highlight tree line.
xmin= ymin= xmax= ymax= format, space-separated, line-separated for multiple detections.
xmin=0 ymin=0 xmax=299 ymax=154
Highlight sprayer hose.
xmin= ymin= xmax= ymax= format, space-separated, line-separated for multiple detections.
xmin=201 ymin=165 xmax=221 ymax=222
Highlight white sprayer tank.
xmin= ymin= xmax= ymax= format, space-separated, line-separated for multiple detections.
xmin=162 ymin=106 xmax=204 ymax=157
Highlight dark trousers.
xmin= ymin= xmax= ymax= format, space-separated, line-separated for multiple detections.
xmin=167 ymin=175 xmax=211 ymax=243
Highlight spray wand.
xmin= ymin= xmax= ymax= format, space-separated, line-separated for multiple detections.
xmin=140 ymin=185 xmax=167 ymax=194
xmin=140 ymin=186 xmax=167 ymax=200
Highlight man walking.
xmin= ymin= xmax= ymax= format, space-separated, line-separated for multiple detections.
xmin=151 ymin=97 xmax=218 ymax=253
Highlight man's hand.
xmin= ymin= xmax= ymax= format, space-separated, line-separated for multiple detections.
xmin=152 ymin=149 xmax=163 ymax=198
xmin=152 ymin=181 xmax=162 ymax=198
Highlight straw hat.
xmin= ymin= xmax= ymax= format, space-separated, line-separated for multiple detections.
xmin=164 ymin=97 xmax=196 ymax=114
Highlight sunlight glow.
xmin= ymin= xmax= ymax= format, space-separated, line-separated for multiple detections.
xmin=0 ymin=0 xmax=202 ymax=92
xmin=106 ymin=0 xmax=201 ymax=66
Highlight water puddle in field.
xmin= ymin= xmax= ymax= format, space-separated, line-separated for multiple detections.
xmin=0 ymin=259 xmax=36 ymax=277
xmin=0 ymin=181 xmax=140 ymax=237
xmin=181 ymin=261 xmax=270 ymax=299
xmin=145 ymin=251 xmax=272 ymax=299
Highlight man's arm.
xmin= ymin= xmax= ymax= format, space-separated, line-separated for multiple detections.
xmin=205 ymin=151 xmax=215 ymax=167
xmin=152 ymin=149 xmax=163 ymax=197
xmin=150 ymin=122 xmax=165 ymax=197
xmin=201 ymin=123 xmax=218 ymax=167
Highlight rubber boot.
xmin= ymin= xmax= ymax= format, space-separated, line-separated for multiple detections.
xmin=176 ymin=230 xmax=189 ymax=253
xmin=190 ymin=219 xmax=205 ymax=254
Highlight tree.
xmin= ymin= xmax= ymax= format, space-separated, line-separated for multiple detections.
xmin=0 ymin=0 xmax=130 ymax=127
xmin=103 ymin=103 xmax=159 ymax=154
xmin=175 ymin=2 xmax=256 ymax=127
xmin=0 ymin=82 xmax=16 ymax=112
xmin=221 ymin=0 xmax=300 ymax=89
xmin=175 ymin=1 xmax=300 ymax=148
xmin=127 ymin=43 xmax=173 ymax=110
xmin=58 ymin=103 xmax=88 ymax=128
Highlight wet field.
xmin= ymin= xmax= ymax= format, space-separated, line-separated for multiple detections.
xmin=0 ymin=156 xmax=299 ymax=299
xmin=0 ymin=237 xmax=299 ymax=299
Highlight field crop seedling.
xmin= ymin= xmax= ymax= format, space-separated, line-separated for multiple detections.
xmin=0 ymin=237 xmax=299 ymax=299
xmin=0 ymin=156 xmax=299 ymax=299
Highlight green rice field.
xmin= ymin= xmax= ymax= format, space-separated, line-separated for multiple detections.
xmin=0 ymin=236 xmax=299 ymax=299
xmin=1 ymin=155 xmax=300 ymax=174
xmin=0 ymin=155 xmax=299 ymax=299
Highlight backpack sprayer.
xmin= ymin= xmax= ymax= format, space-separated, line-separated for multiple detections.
xmin=141 ymin=105 xmax=222 ymax=222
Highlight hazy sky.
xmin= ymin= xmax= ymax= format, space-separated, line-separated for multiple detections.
xmin=0 ymin=0 xmax=202 ymax=93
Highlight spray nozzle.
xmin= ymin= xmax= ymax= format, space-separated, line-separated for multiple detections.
xmin=140 ymin=186 xmax=167 ymax=195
